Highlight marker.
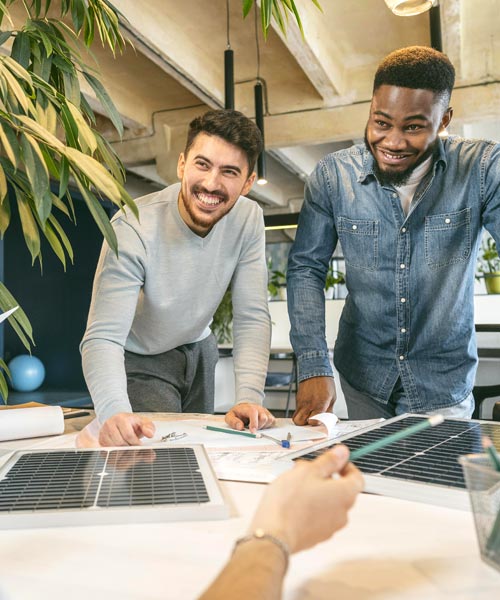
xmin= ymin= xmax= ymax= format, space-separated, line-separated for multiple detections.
xmin=205 ymin=425 xmax=261 ymax=439
xmin=349 ymin=414 xmax=445 ymax=461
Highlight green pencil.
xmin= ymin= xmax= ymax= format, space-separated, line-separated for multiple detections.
xmin=482 ymin=436 xmax=500 ymax=472
xmin=205 ymin=425 xmax=262 ymax=439
xmin=349 ymin=414 xmax=444 ymax=461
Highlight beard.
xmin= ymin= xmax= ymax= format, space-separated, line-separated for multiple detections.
xmin=364 ymin=129 xmax=438 ymax=187
xmin=180 ymin=184 xmax=230 ymax=231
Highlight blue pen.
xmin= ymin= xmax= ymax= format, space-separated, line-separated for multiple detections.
xmin=260 ymin=433 xmax=291 ymax=449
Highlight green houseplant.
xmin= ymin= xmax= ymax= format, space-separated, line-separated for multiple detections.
xmin=211 ymin=288 xmax=233 ymax=344
xmin=244 ymin=0 xmax=321 ymax=38
xmin=268 ymin=267 xmax=286 ymax=300
xmin=477 ymin=235 xmax=500 ymax=294
xmin=324 ymin=265 xmax=345 ymax=299
xmin=0 ymin=0 xmax=135 ymax=400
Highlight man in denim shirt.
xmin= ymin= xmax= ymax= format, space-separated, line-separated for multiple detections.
xmin=287 ymin=46 xmax=500 ymax=423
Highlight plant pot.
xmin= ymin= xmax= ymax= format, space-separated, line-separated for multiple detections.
xmin=484 ymin=272 xmax=500 ymax=294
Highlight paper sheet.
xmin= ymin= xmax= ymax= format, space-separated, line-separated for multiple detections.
xmin=208 ymin=419 xmax=378 ymax=482
xmin=0 ymin=406 xmax=64 ymax=442
xmin=76 ymin=417 xmax=329 ymax=449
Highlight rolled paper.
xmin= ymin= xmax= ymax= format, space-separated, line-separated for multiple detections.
xmin=0 ymin=406 xmax=64 ymax=442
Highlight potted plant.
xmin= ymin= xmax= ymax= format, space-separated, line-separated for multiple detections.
xmin=211 ymin=288 xmax=233 ymax=344
xmin=324 ymin=266 xmax=345 ymax=299
xmin=477 ymin=235 xmax=500 ymax=294
xmin=267 ymin=258 xmax=287 ymax=300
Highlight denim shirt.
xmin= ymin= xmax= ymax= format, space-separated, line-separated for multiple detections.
xmin=287 ymin=137 xmax=500 ymax=412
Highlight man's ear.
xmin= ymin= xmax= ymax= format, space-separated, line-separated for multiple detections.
xmin=177 ymin=153 xmax=186 ymax=180
xmin=241 ymin=172 xmax=256 ymax=196
xmin=440 ymin=107 xmax=453 ymax=132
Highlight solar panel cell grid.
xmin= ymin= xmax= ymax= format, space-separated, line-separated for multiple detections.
xmin=0 ymin=447 xmax=212 ymax=514
xmin=298 ymin=416 xmax=500 ymax=491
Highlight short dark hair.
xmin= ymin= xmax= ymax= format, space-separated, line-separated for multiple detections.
xmin=373 ymin=46 xmax=455 ymax=108
xmin=185 ymin=109 xmax=263 ymax=175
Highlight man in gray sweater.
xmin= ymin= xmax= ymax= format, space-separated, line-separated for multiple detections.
xmin=81 ymin=110 xmax=273 ymax=446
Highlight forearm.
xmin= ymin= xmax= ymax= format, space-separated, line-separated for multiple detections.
xmin=198 ymin=540 xmax=287 ymax=600
xmin=232 ymin=310 xmax=271 ymax=404
xmin=81 ymin=339 xmax=132 ymax=423
xmin=287 ymin=161 xmax=338 ymax=382
xmin=286 ymin=275 xmax=332 ymax=381
xmin=231 ymin=216 xmax=271 ymax=405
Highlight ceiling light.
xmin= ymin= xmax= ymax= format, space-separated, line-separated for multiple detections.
xmin=384 ymin=0 xmax=438 ymax=16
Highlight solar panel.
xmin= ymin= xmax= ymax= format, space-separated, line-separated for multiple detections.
xmin=0 ymin=445 xmax=229 ymax=529
xmin=287 ymin=414 xmax=500 ymax=510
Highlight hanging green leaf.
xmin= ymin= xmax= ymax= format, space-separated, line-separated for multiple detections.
xmin=0 ymin=163 xmax=7 ymax=202
xmin=73 ymin=172 xmax=118 ymax=255
xmin=243 ymin=0 xmax=322 ymax=38
xmin=0 ymin=31 xmax=12 ymax=46
xmin=0 ymin=282 xmax=34 ymax=347
xmin=0 ymin=194 xmax=10 ymax=236
xmin=48 ymin=211 xmax=74 ymax=262
xmin=15 ymin=188 xmax=41 ymax=264
xmin=20 ymin=132 xmax=51 ymax=222
xmin=11 ymin=31 xmax=31 ymax=69
xmin=82 ymin=70 xmax=124 ymax=137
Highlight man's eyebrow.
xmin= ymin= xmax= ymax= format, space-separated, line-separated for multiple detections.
xmin=373 ymin=110 xmax=429 ymax=122
xmin=194 ymin=154 xmax=242 ymax=173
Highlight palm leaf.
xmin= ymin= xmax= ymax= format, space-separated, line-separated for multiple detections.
xmin=0 ymin=282 xmax=34 ymax=347
xmin=82 ymin=70 xmax=124 ymax=137
xmin=73 ymin=172 xmax=118 ymax=255
xmin=15 ymin=187 xmax=41 ymax=263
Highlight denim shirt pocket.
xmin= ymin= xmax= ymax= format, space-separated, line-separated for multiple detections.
xmin=424 ymin=207 xmax=471 ymax=270
xmin=337 ymin=216 xmax=379 ymax=271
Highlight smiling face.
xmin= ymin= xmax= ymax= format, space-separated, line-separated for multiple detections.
xmin=177 ymin=133 xmax=256 ymax=236
xmin=365 ymin=85 xmax=452 ymax=186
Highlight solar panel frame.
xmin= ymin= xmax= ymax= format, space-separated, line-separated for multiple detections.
xmin=0 ymin=445 xmax=229 ymax=529
xmin=285 ymin=414 xmax=500 ymax=510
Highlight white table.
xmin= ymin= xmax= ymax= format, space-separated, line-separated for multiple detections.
xmin=1 ymin=417 xmax=500 ymax=600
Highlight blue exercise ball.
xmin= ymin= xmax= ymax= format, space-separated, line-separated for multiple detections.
xmin=8 ymin=355 xmax=46 ymax=392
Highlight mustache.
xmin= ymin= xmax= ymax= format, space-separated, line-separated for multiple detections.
xmin=191 ymin=185 xmax=228 ymax=202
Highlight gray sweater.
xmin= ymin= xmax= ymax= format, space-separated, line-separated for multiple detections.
xmin=81 ymin=183 xmax=271 ymax=423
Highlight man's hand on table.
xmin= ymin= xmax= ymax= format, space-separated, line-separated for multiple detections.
xmin=293 ymin=376 xmax=336 ymax=425
xmin=225 ymin=403 xmax=276 ymax=434
xmin=98 ymin=413 xmax=155 ymax=446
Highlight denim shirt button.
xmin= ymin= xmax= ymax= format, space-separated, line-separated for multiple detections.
xmin=400 ymin=263 xmax=406 ymax=269
xmin=400 ymin=297 xmax=406 ymax=303
xmin=401 ymin=328 xmax=406 ymax=333
xmin=352 ymin=225 xmax=357 ymax=230
xmin=392 ymin=193 xmax=398 ymax=198
xmin=399 ymin=355 xmax=405 ymax=361
xmin=445 ymin=218 xmax=451 ymax=224
xmin=401 ymin=227 xmax=407 ymax=233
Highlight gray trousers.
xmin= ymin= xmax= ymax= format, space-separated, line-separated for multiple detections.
xmin=124 ymin=333 xmax=219 ymax=414
xmin=340 ymin=374 xmax=474 ymax=420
